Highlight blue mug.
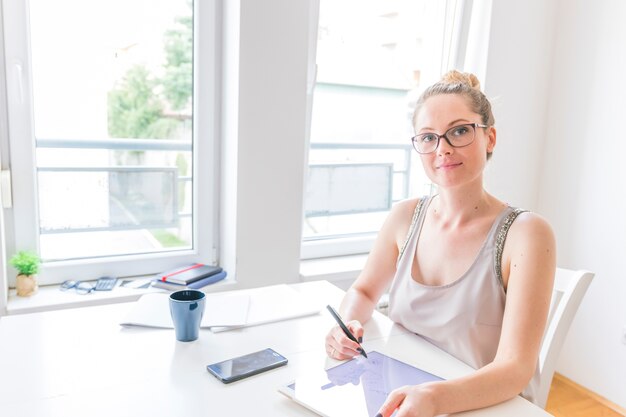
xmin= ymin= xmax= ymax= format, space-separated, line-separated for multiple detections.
xmin=169 ymin=290 xmax=206 ymax=342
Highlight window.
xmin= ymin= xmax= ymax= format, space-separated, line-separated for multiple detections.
xmin=1 ymin=0 xmax=218 ymax=284
xmin=302 ymin=0 xmax=465 ymax=258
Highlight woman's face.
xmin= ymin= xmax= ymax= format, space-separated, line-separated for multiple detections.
xmin=414 ymin=94 xmax=495 ymax=190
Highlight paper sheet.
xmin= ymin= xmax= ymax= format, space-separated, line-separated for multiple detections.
xmin=120 ymin=284 xmax=321 ymax=331
xmin=210 ymin=284 xmax=323 ymax=332
xmin=120 ymin=292 xmax=250 ymax=328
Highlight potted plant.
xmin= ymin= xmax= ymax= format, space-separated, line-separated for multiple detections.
xmin=9 ymin=250 xmax=41 ymax=297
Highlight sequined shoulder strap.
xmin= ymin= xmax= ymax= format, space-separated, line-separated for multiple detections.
xmin=397 ymin=197 xmax=428 ymax=262
xmin=494 ymin=208 xmax=527 ymax=289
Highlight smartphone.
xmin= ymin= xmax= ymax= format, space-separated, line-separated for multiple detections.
xmin=206 ymin=348 xmax=288 ymax=384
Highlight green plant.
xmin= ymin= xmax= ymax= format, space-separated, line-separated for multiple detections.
xmin=9 ymin=251 xmax=41 ymax=276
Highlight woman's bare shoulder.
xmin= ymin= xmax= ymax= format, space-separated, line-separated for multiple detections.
xmin=387 ymin=197 xmax=426 ymax=227
xmin=501 ymin=210 xmax=556 ymax=293
xmin=504 ymin=211 xmax=556 ymax=265
xmin=508 ymin=211 xmax=554 ymax=242
xmin=391 ymin=197 xmax=424 ymax=215
xmin=383 ymin=197 xmax=428 ymax=243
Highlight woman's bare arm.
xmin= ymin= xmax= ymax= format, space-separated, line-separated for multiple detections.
xmin=326 ymin=199 xmax=419 ymax=359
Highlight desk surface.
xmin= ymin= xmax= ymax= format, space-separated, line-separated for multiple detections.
xmin=0 ymin=281 xmax=552 ymax=417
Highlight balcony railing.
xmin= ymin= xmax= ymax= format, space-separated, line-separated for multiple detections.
xmin=306 ymin=142 xmax=412 ymax=216
xmin=36 ymin=138 xmax=191 ymax=234
xmin=36 ymin=139 xmax=413 ymax=234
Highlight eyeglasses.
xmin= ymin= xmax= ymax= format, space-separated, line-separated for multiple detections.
xmin=411 ymin=123 xmax=488 ymax=154
xmin=60 ymin=280 xmax=95 ymax=295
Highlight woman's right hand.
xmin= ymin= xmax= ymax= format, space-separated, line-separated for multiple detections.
xmin=325 ymin=319 xmax=365 ymax=360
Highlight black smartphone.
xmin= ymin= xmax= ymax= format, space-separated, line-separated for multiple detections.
xmin=206 ymin=348 xmax=288 ymax=384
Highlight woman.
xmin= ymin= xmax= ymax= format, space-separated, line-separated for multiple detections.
xmin=325 ymin=70 xmax=556 ymax=417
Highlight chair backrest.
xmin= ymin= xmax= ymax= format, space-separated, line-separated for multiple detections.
xmin=536 ymin=268 xmax=594 ymax=408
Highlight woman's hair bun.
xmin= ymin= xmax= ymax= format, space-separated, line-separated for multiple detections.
xmin=441 ymin=70 xmax=481 ymax=91
xmin=413 ymin=69 xmax=494 ymax=136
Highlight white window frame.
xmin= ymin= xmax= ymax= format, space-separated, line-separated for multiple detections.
xmin=0 ymin=0 xmax=220 ymax=285
xmin=300 ymin=0 xmax=474 ymax=260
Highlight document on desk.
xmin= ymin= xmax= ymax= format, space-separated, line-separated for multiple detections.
xmin=209 ymin=284 xmax=323 ymax=333
xmin=120 ymin=284 xmax=322 ymax=331
xmin=120 ymin=292 xmax=250 ymax=328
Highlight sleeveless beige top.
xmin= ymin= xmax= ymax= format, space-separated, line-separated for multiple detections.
xmin=388 ymin=195 xmax=539 ymax=403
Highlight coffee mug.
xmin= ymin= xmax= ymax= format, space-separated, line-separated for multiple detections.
xmin=169 ymin=289 xmax=206 ymax=342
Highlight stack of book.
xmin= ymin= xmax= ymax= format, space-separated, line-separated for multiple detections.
xmin=151 ymin=263 xmax=226 ymax=291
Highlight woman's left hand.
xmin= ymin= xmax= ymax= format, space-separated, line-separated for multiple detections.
xmin=376 ymin=384 xmax=437 ymax=417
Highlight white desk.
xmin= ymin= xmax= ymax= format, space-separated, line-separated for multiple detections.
xmin=0 ymin=281 xmax=552 ymax=417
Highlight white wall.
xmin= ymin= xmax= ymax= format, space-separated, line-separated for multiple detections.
xmin=480 ymin=0 xmax=558 ymax=211
xmin=536 ymin=0 xmax=626 ymax=409
xmin=220 ymin=0 xmax=314 ymax=288
xmin=483 ymin=0 xmax=626 ymax=409
xmin=0 ymin=3 xmax=9 ymax=314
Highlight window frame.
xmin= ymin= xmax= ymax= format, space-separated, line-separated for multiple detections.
xmin=0 ymin=0 xmax=220 ymax=285
xmin=301 ymin=0 xmax=472 ymax=260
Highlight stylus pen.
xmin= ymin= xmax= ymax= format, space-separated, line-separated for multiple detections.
xmin=326 ymin=305 xmax=368 ymax=359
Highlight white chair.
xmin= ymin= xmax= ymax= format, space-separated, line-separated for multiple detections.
xmin=536 ymin=268 xmax=595 ymax=408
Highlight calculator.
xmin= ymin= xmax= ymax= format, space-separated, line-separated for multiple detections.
xmin=94 ymin=276 xmax=117 ymax=291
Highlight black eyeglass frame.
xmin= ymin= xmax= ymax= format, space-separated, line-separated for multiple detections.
xmin=411 ymin=122 xmax=489 ymax=154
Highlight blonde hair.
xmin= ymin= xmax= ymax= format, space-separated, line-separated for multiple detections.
xmin=412 ymin=70 xmax=495 ymax=158
xmin=413 ymin=70 xmax=495 ymax=127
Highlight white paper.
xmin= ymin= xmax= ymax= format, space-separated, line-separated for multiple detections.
xmin=120 ymin=284 xmax=321 ymax=331
xmin=210 ymin=284 xmax=322 ymax=332
xmin=120 ymin=292 xmax=250 ymax=328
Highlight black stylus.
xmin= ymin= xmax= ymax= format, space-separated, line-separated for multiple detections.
xmin=326 ymin=305 xmax=368 ymax=359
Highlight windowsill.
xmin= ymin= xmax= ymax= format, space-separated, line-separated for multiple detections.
xmin=6 ymin=255 xmax=367 ymax=315
xmin=6 ymin=276 xmax=237 ymax=316
xmin=299 ymin=254 xmax=367 ymax=290
xmin=300 ymin=254 xmax=390 ymax=313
